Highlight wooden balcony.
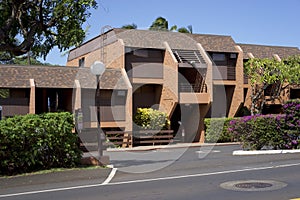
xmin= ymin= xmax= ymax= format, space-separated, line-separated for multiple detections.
xmin=127 ymin=63 xmax=164 ymax=84
xmin=179 ymin=92 xmax=210 ymax=104
xmin=213 ymin=66 xmax=236 ymax=81
xmin=0 ymin=98 xmax=29 ymax=117
xmin=178 ymin=83 xmax=210 ymax=104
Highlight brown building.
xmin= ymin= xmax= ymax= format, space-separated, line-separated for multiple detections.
xmin=1 ymin=28 xmax=299 ymax=143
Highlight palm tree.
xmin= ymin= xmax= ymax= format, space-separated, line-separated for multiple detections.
xmin=121 ymin=23 xmax=138 ymax=29
xmin=149 ymin=17 xmax=193 ymax=34
xmin=149 ymin=17 xmax=170 ymax=31
xmin=177 ymin=25 xmax=193 ymax=33
xmin=121 ymin=17 xmax=194 ymax=34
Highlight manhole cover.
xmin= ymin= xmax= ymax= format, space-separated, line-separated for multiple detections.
xmin=220 ymin=180 xmax=287 ymax=192
xmin=235 ymin=182 xmax=273 ymax=189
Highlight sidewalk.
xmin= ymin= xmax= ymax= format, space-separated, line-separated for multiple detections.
xmin=105 ymin=142 xmax=241 ymax=152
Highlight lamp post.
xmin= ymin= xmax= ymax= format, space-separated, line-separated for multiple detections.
xmin=90 ymin=61 xmax=106 ymax=162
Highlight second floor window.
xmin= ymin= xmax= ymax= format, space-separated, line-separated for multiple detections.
xmin=79 ymin=57 xmax=85 ymax=67
xmin=212 ymin=53 xmax=226 ymax=62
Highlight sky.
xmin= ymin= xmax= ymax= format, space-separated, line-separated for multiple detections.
xmin=41 ymin=0 xmax=300 ymax=66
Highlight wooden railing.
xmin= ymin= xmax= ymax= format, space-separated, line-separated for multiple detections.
xmin=133 ymin=130 xmax=174 ymax=146
xmin=213 ymin=66 xmax=236 ymax=80
xmin=79 ymin=129 xmax=174 ymax=149
xmin=106 ymin=131 xmax=132 ymax=148
xmin=179 ymin=83 xmax=207 ymax=93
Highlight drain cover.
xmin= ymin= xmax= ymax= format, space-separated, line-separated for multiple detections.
xmin=220 ymin=180 xmax=287 ymax=192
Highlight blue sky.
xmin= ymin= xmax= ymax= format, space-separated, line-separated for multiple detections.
xmin=42 ymin=0 xmax=300 ymax=65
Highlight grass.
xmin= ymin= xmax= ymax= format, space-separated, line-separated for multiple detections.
xmin=0 ymin=165 xmax=105 ymax=179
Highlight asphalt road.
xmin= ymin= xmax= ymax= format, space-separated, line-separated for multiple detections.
xmin=1 ymin=144 xmax=300 ymax=200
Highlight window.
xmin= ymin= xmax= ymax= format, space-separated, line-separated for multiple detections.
xmin=79 ymin=57 xmax=85 ymax=67
xmin=230 ymin=53 xmax=237 ymax=59
xmin=212 ymin=53 xmax=226 ymax=61
xmin=133 ymin=49 xmax=149 ymax=58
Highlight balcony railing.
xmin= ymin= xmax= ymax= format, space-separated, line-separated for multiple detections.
xmin=126 ymin=63 xmax=164 ymax=79
xmin=179 ymin=83 xmax=207 ymax=93
xmin=213 ymin=66 xmax=236 ymax=80
xmin=0 ymin=98 xmax=29 ymax=117
xmin=244 ymin=75 xmax=249 ymax=84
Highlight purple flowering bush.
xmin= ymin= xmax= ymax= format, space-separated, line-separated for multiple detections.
xmin=228 ymin=115 xmax=284 ymax=150
xmin=228 ymin=99 xmax=300 ymax=150
xmin=282 ymin=99 xmax=300 ymax=149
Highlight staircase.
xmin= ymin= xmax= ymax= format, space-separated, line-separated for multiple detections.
xmin=173 ymin=49 xmax=208 ymax=93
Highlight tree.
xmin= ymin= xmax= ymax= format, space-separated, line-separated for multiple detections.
xmin=177 ymin=25 xmax=193 ymax=33
xmin=245 ymin=55 xmax=300 ymax=115
xmin=149 ymin=17 xmax=169 ymax=31
xmin=0 ymin=0 xmax=97 ymax=60
xmin=148 ymin=17 xmax=193 ymax=34
xmin=121 ymin=23 xmax=137 ymax=29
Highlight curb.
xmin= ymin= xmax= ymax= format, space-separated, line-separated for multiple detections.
xmin=233 ymin=149 xmax=300 ymax=156
xmin=106 ymin=142 xmax=241 ymax=152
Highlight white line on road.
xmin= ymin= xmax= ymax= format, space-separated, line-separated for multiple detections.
xmin=1 ymin=162 xmax=300 ymax=198
xmin=107 ymin=162 xmax=300 ymax=186
xmin=102 ymin=167 xmax=118 ymax=185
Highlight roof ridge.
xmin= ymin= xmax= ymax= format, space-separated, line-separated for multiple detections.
xmin=238 ymin=43 xmax=299 ymax=49
xmin=116 ymin=28 xmax=233 ymax=38
xmin=0 ymin=64 xmax=78 ymax=69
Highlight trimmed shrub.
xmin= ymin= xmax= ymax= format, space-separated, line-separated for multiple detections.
xmin=0 ymin=112 xmax=82 ymax=175
xmin=204 ymin=118 xmax=236 ymax=143
xmin=133 ymin=108 xmax=170 ymax=130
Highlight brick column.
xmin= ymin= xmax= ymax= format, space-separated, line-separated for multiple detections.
xmin=74 ymin=80 xmax=81 ymax=111
xmin=197 ymin=43 xmax=213 ymax=101
xmin=228 ymin=46 xmax=244 ymax=117
xmin=29 ymin=79 xmax=35 ymax=114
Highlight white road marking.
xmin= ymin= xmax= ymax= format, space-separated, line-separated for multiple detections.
xmin=1 ymin=162 xmax=300 ymax=198
xmin=196 ymin=150 xmax=221 ymax=153
xmin=102 ymin=167 xmax=118 ymax=185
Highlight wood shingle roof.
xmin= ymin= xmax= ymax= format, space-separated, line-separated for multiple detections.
xmin=0 ymin=65 xmax=128 ymax=89
xmin=238 ymin=43 xmax=300 ymax=59
xmin=68 ymin=28 xmax=239 ymax=61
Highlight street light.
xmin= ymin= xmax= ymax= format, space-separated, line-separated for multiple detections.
xmin=90 ymin=61 xmax=108 ymax=164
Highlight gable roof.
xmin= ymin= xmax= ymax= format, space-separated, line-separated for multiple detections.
xmin=117 ymin=29 xmax=238 ymax=52
xmin=115 ymin=29 xmax=200 ymax=50
xmin=68 ymin=28 xmax=239 ymax=61
xmin=238 ymin=43 xmax=300 ymax=59
xmin=0 ymin=65 xmax=128 ymax=89
xmin=191 ymin=34 xmax=238 ymax=53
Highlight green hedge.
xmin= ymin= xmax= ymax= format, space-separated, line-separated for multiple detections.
xmin=204 ymin=118 xmax=235 ymax=143
xmin=0 ymin=112 xmax=82 ymax=175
